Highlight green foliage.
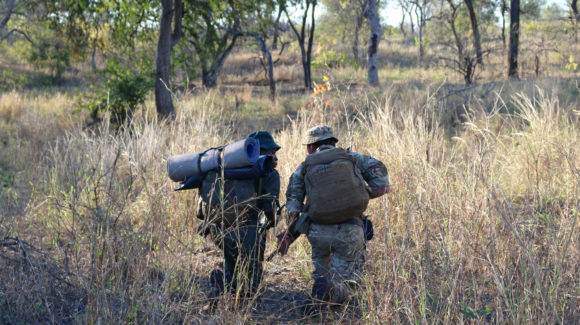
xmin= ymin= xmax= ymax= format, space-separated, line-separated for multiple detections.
xmin=382 ymin=24 xmax=401 ymax=37
xmin=12 ymin=23 xmax=71 ymax=82
xmin=180 ymin=0 xmax=278 ymax=86
xmin=317 ymin=0 xmax=368 ymax=45
xmin=0 ymin=69 xmax=29 ymax=90
xmin=29 ymin=40 xmax=70 ymax=82
xmin=541 ymin=3 xmax=565 ymax=20
xmin=565 ymin=56 xmax=578 ymax=72
xmin=459 ymin=302 xmax=494 ymax=319
xmin=82 ymin=60 xmax=151 ymax=125
xmin=414 ymin=35 xmax=431 ymax=49
xmin=312 ymin=50 xmax=355 ymax=68
xmin=521 ymin=0 xmax=546 ymax=20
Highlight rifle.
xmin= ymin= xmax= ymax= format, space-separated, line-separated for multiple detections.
xmin=267 ymin=211 xmax=300 ymax=261
xmin=259 ymin=202 xmax=286 ymax=236
xmin=266 ymin=249 xmax=279 ymax=261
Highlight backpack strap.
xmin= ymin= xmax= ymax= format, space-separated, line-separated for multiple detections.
xmin=257 ymin=177 xmax=263 ymax=195
xmin=197 ymin=146 xmax=224 ymax=215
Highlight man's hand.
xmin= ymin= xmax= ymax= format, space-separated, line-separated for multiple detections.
xmin=288 ymin=211 xmax=299 ymax=220
xmin=276 ymin=232 xmax=296 ymax=256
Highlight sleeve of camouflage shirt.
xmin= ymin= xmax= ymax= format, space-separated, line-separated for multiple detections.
xmin=285 ymin=163 xmax=306 ymax=216
xmin=258 ymin=169 xmax=280 ymax=222
xmin=349 ymin=152 xmax=390 ymax=190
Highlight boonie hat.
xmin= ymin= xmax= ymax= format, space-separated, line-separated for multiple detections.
xmin=304 ymin=125 xmax=339 ymax=145
xmin=248 ymin=131 xmax=281 ymax=151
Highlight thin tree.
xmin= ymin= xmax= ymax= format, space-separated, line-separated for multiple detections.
xmin=401 ymin=0 xmax=416 ymax=41
xmin=221 ymin=27 xmax=277 ymax=100
xmin=410 ymin=0 xmax=434 ymax=66
xmin=284 ymin=0 xmax=316 ymax=91
xmin=572 ymin=0 xmax=579 ymax=21
xmin=500 ymin=0 xmax=508 ymax=49
xmin=155 ymin=0 xmax=183 ymax=119
xmin=271 ymin=4 xmax=284 ymax=50
xmin=507 ymin=0 xmax=520 ymax=79
xmin=364 ymin=0 xmax=381 ymax=85
xmin=444 ymin=0 xmax=477 ymax=84
xmin=322 ymin=0 xmax=368 ymax=64
xmin=463 ymin=0 xmax=483 ymax=65
xmin=0 ymin=0 xmax=29 ymax=42
xmin=184 ymin=1 xmax=241 ymax=89
xmin=352 ymin=0 xmax=366 ymax=63
xmin=399 ymin=3 xmax=407 ymax=37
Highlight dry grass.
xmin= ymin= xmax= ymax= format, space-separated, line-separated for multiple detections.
xmin=1 ymin=74 xmax=579 ymax=324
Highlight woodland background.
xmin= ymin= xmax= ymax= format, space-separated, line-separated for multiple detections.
xmin=0 ymin=0 xmax=579 ymax=324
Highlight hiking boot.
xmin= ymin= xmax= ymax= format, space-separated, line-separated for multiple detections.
xmin=210 ymin=269 xmax=225 ymax=293
xmin=347 ymin=296 xmax=363 ymax=319
xmin=301 ymin=299 xmax=323 ymax=316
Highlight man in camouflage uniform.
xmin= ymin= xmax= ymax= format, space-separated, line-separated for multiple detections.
xmin=208 ymin=131 xmax=281 ymax=297
xmin=277 ymin=125 xmax=390 ymax=314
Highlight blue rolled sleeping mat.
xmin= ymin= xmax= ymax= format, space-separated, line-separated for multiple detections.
xmin=173 ymin=155 xmax=274 ymax=191
xmin=167 ymin=137 xmax=260 ymax=182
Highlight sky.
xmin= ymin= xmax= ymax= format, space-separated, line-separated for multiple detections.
xmin=381 ymin=0 xmax=571 ymax=26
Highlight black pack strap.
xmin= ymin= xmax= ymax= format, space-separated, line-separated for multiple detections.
xmin=197 ymin=146 xmax=224 ymax=180
xmin=340 ymin=218 xmax=364 ymax=228
xmin=196 ymin=146 xmax=224 ymax=214
xmin=311 ymin=218 xmax=363 ymax=228
xmin=258 ymin=177 xmax=263 ymax=195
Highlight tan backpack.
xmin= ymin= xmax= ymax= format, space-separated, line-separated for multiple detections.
xmin=302 ymin=147 xmax=370 ymax=224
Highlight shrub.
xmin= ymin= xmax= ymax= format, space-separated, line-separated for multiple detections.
xmin=81 ymin=62 xmax=151 ymax=125
xmin=312 ymin=50 xmax=355 ymax=69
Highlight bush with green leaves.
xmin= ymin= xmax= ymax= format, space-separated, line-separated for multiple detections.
xmin=10 ymin=22 xmax=71 ymax=83
xmin=83 ymin=62 xmax=151 ymax=125
xmin=312 ymin=50 xmax=355 ymax=69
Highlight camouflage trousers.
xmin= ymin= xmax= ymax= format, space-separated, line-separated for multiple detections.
xmin=306 ymin=222 xmax=365 ymax=304
xmin=211 ymin=221 xmax=265 ymax=295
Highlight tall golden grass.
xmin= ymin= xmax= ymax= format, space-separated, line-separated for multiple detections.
xmin=1 ymin=78 xmax=579 ymax=323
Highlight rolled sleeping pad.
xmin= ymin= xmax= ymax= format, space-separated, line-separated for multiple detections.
xmin=173 ymin=155 xmax=274 ymax=191
xmin=223 ymin=155 xmax=274 ymax=180
xmin=222 ymin=138 xmax=260 ymax=169
xmin=167 ymin=137 xmax=260 ymax=182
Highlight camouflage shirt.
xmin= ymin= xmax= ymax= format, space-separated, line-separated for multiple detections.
xmin=285 ymin=146 xmax=389 ymax=215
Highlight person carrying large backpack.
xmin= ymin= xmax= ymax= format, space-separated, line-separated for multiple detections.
xmin=202 ymin=131 xmax=281 ymax=298
xmin=276 ymin=125 xmax=390 ymax=315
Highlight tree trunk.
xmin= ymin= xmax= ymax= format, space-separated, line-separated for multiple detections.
xmin=295 ymin=38 xmax=310 ymax=90
xmin=0 ymin=0 xmax=16 ymax=41
xmin=302 ymin=51 xmax=311 ymax=90
xmin=572 ymin=0 xmax=579 ymax=21
xmin=253 ymin=34 xmax=276 ymax=100
xmin=155 ymin=0 xmax=182 ymax=120
xmin=272 ymin=5 xmax=283 ymax=50
xmin=364 ymin=0 xmax=381 ymax=86
xmin=447 ymin=3 xmax=463 ymax=63
xmin=155 ymin=0 xmax=176 ymax=119
xmin=353 ymin=15 xmax=363 ymax=63
xmin=507 ymin=0 xmax=520 ymax=79
xmin=409 ymin=11 xmax=415 ymax=39
xmin=418 ymin=19 xmax=424 ymax=65
xmin=91 ymin=42 xmax=97 ymax=73
xmin=306 ymin=1 xmax=315 ymax=90
xmin=285 ymin=0 xmax=315 ymax=91
xmin=201 ymin=36 xmax=237 ymax=88
xmin=501 ymin=0 xmax=507 ymax=49
xmin=399 ymin=8 xmax=407 ymax=37
xmin=463 ymin=0 xmax=483 ymax=65
xmin=201 ymin=68 xmax=218 ymax=88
